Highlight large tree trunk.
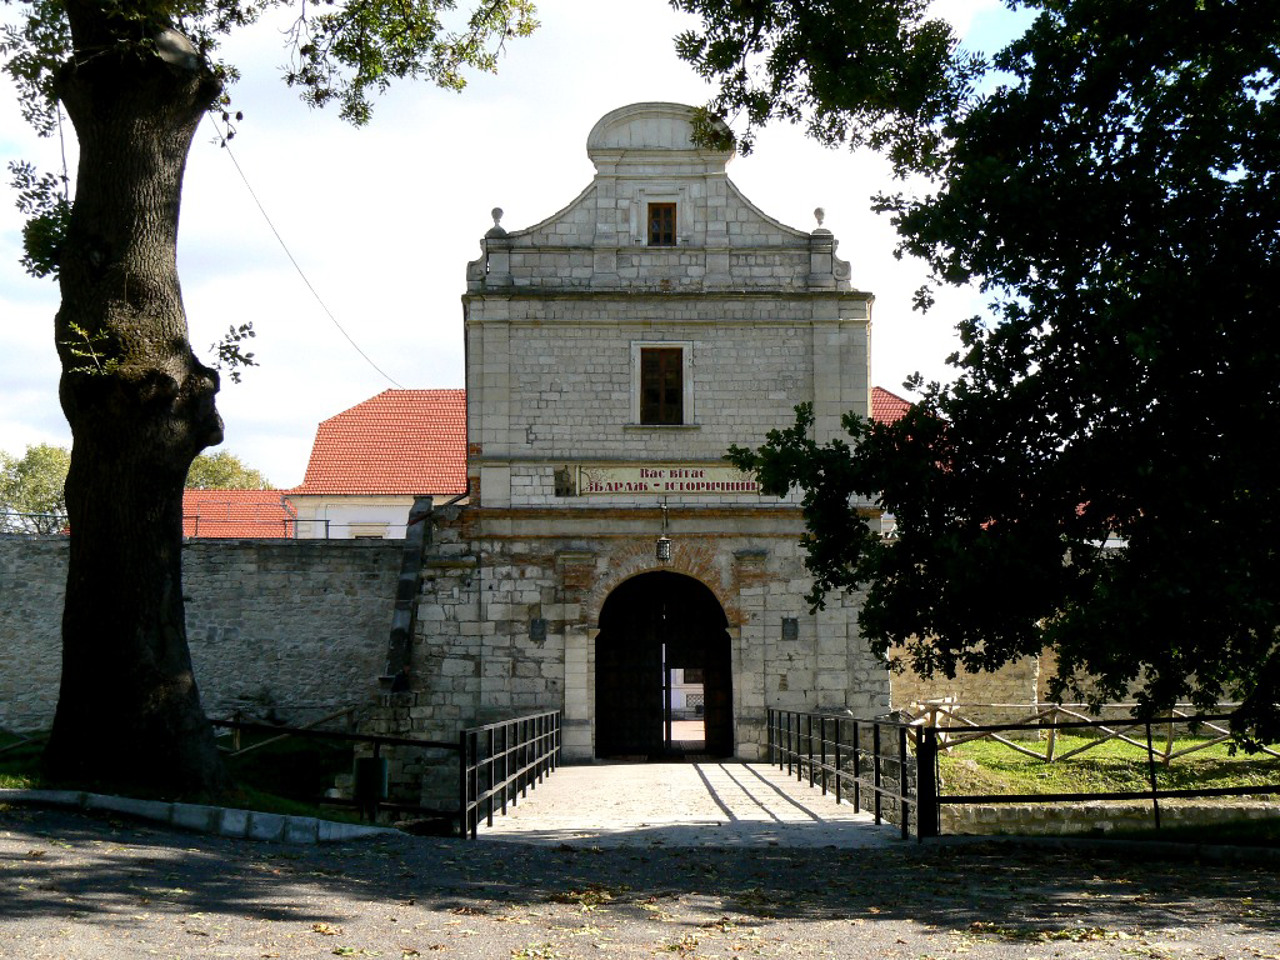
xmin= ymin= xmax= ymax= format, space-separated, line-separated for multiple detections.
xmin=43 ymin=6 xmax=228 ymax=796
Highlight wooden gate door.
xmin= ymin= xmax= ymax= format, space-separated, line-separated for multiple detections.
xmin=595 ymin=592 xmax=664 ymax=757
xmin=596 ymin=572 xmax=733 ymax=760
xmin=702 ymin=626 xmax=733 ymax=756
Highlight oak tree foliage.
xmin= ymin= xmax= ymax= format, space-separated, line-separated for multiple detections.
xmin=0 ymin=443 xmax=70 ymax=533
xmin=1 ymin=0 xmax=536 ymax=795
xmin=701 ymin=0 xmax=1280 ymax=741
xmin=0 ymin=444 xmax=268 ymax=528
xmin=185 ymin=449 xmax=270 ymax=489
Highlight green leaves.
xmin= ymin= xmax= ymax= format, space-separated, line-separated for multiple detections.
xmin=0 ymin=0 xmax=70 ymax=137
xmin=711 ymin=0 xmax=1280 ymax=740
xmin=185 ymin=449 xmax=271 ymax=489
xmin=209 ymin=322 xmax=257 ymax=384
xmin=61 ymin=322 xmax=121 ymax=376
xmin=7 ymin=160 xmax=69 ymax=279
xmin=671 ymin=0 xmax=980 ymax=167
xmin=282 ymin=0 xmax=538 ymax=126
xmin=0 ymin=443 xmax=70 ymax=534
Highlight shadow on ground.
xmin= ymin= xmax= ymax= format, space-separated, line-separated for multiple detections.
xmin=2 ymin=805 xmax=1277 ymax=958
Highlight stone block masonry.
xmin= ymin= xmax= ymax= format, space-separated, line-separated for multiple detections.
xmin=0 ymin=536 xmax=401 ymax=732
xmin=389 ymin=503 xmax=893 ymax=810
xmin=0 ymin=536 xmax=66 ymax=732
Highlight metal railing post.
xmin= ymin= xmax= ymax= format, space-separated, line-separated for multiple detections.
xmin=501 ymin=723 xmax=511 ymax=815
xmin=520 ymin=719 xmax=530 ymax=799
xmin=785 ymin=711 xmax=793 ymax=775
xmin=916 ymin=725 xmax=940 ymax=839
xmin=834 ymin=717 xmax=843 ymax=806
xmin=486 ymin=727 xmax=496 ymax=827
xmin=459 ymin=729 xmax=472 ymax=838
xmin=898 ymin=725 xmax=909 ymax=841
xmin=873 ymin=722 xmax=883 ymax=825
xmin=819 ymin=716 xmax=829 ymax=796
xmin=853 ymin=720 xmax=861 ymax=813
xmin=805 ymin=713 xmax=815 ymax=787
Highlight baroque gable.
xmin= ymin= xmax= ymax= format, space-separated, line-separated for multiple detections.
xmin=466 ymin=102 xmax=852 ymax=293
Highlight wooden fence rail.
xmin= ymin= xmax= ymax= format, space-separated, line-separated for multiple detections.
xmin=902 ymin=700 xmax=1280 ymax=764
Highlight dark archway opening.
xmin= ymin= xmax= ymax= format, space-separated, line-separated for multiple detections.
xmin=595 ymin=571 xmax=733 ymax=759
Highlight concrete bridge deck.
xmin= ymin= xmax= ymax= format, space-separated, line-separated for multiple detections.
xmin=479 ymin=760 xmax=906 ymax=848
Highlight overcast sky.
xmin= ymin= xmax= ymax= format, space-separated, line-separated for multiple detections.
xmin=0 ymin=0 xmax=1021 ymax=488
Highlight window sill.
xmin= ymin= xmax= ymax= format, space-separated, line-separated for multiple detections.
xmin=623 ymin=422 xmax=702 ymax=431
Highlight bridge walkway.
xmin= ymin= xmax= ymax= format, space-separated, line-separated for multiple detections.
xmin=479 ymin=759 xmax=904 ymax=848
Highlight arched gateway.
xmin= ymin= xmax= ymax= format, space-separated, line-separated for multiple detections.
xmin=596 ymin=572 xmax=733 ymax=759
xmin=388 ymin=101 xmax=890 ymax=809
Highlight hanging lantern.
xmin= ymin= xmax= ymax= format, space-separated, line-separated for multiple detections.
xmin=656 ymin=500 xmax=672 ymax=562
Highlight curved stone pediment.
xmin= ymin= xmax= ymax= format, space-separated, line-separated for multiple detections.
xmin=586 ymin=102 xmax=734 ymax=175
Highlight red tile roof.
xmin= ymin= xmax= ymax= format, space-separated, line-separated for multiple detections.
xmin=871 ymin=386 xmax=912 ymax=425
xmin=291 ymin=389 xmax=467 ymax=496
xmin=183 ymin=489 xmax=296 ymax=538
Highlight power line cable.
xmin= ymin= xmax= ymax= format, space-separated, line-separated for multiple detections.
xmin=209 ymin=116 xmax=405 ymax=389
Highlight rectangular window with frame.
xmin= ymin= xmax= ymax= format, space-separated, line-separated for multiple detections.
xmin=648 ymin=202 xmax=677 ymax=246
xmin=640 ymin=347 xmax=684 ymax=424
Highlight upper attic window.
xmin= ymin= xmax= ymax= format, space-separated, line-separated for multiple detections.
xmin=648 ymin=203 xmax=677 ymax=246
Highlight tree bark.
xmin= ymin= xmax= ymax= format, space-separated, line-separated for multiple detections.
xmin=43 ymin=6 xmax=228 ymax=796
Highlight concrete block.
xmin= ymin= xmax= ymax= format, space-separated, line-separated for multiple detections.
xmin=171 ymin=803 xmax=218 ymax=833
xmin=12 ymin=789 xmax=85 ymax=808
xmin=219 ymin=807 xmax=251 ymax=838
xmin=284 ymin=817 xmax=319 ymax=844
xmin=89 ymin=794 xmax=172 ymax=822
xmin=247 ymin=812 xmax=286 ymax=841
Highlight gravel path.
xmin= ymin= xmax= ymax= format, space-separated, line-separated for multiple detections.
xmin=3 ymin=803 xmax=1279 ymax=959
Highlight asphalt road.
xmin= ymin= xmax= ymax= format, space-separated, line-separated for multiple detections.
xmin=3 ymin=803 xmax=1278 ymax=959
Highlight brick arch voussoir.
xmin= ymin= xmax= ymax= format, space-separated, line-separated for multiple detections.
xmin=586 ymin=537 xmax=742 ymax=628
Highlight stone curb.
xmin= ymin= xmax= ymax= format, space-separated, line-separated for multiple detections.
xmin=0 ymin=788 xmax=397 ymax=844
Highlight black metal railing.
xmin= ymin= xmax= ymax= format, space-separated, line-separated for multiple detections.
xmin=766 ymin=708 xmax=923 ymax=840
xmin=212 ymin=715 xmax=459 ymax=823
xmin=460 ymin=710 xmax=561 ymax=839
xmin=215 ymin=709 xmax=562 ymax=834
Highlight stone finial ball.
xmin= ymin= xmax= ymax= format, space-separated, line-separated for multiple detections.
xmin=814 ymin=207 xmax=826 ymax=227
xmin=485 ymin=207 xmax=509 ymax=239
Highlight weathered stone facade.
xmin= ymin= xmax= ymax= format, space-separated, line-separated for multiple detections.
xmin=0 ymin=535 xmax=399 ymax=733
xmin=0 ymin=536 xmax=66 ymax=732
xmin=392 ymin=103 xmax=891 ymax=804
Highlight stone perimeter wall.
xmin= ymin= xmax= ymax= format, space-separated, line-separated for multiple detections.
xmin=0 ymin=535 xmax=400 ymax=733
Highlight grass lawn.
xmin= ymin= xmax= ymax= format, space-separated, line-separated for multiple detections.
xmin=935 ymin=733 xmax=1280 ymax=846
xmin=937 ymin=734 xmax=1280 ymax=796
xmin=0 ymin=731 xmax=43 ymax=789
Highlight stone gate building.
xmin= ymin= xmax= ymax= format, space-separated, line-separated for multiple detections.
xmin=0 ymin=104 xmax=1045 ymax=776
xmin=392 ymin=102 xmax=890 ymax=800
